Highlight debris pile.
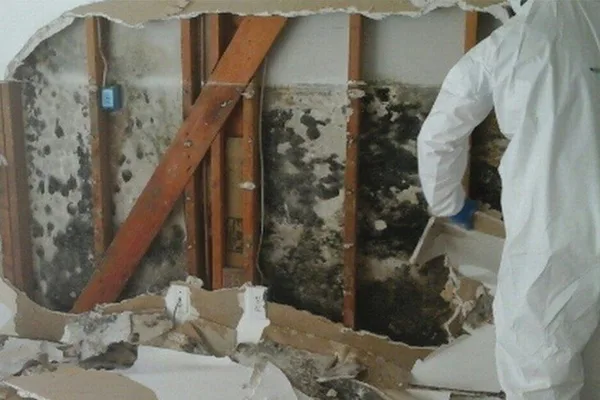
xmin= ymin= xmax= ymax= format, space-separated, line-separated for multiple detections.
xmin=0 ymin=277 xmax=435 ymax=399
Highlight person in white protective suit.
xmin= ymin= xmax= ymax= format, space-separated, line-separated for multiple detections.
xmin=417 ymin=0 xmax=600 ymax=398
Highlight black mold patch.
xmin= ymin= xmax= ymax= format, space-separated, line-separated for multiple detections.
xmin=356 ymin=85 xmax=453 ymax=345
xmin=471 ymin=113 xmax=506 ymax=212
xmin=261 ymin=107 xmax=344 ymax=321
xmin=122 ymin=169 xmax=133 ymax=183
xmin=38 ymin=217 xmax=94 ymax=311
xmin=300 ymin=111 xmax=329 ymax=141
xmin=357 ymin=256 xmax=452 ymax=346
xmin=357 ymin=86 xmax=431 ymax=260
xmin=55 ymin=120 xmax=65 ymax=138
xmin=31 ymin=220 xmax=44 ymax=239
xmin=122 ymin=224 xmax=187 ymax=298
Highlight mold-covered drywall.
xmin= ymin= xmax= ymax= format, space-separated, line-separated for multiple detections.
xmin=261 ymin=86 xmax=348 ymax=321
xmin=13 ymin=19 xmax=186 ymax=311
xmin=13 ymin=19 xmax=92 ymax=310
xmin=106 ymin=20 xmax=188 ymax=298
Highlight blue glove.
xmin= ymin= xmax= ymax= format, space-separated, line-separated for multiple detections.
xmin=449 ymin=198 xmax=478 ymax=230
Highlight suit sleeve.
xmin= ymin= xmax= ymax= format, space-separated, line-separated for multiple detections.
xmin=417 ymin=41 xmax=495 ymax=217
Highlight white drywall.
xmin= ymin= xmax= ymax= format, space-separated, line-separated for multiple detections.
xmin=266 ymin=8 xmax=466 ymax=86
xmin=265 ymin=14 xmax=350 ymax=86
xmin=363 ymin=7 xmax=466 ymax=85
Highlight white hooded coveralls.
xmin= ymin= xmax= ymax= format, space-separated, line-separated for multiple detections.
xmin=417 ymin=0 xmax=600 ymax=398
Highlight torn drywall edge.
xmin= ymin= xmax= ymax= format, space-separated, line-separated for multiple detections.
xmin=3 ymin=0 xmax=508 ymax=79
xmin=0 ymin=278 xmax=72 ymax=342
xmin=68 ymin=0 xmax=509 ymax=23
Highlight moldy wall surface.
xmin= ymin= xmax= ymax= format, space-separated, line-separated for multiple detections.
xmin=13 ymin=19 xmax=187 ymax=310
xmin=9 ymin=9 xmax=505 ymax=347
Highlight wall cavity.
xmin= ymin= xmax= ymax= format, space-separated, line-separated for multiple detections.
xmin=7 ymin=9 xmax=505 ymax=347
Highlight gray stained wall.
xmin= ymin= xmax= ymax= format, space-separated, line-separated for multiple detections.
xmin=11 ymin=10 xmax=504 ymax=347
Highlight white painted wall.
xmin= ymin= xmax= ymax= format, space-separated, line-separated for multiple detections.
xmin=266 ymin=14 xmax=350 ymax=86
xmin=266 ymin=8 xmax=466 ymax=86
xmin=363 ymin=8 xmax=466 ymax=85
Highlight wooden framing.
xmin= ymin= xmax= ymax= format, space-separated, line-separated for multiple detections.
xmin=0 ymin=82 xmax=34 ymax=295
xmin=72 ymin=16 xmax=287 ymax=312
xmin=241 ymin=78 xmax=260 ymax=284
xmin=462 ymin=11 xmax=479 ymax=192
xmin=342 ymin=14 xmax=363 ymax=329
xmin=207 ymin=14 xmax=229 ymax=290
xmin=181 ymin=17 xmax=208 ymax=280
xmin=85 ymin=17 xmax=113 ymax=258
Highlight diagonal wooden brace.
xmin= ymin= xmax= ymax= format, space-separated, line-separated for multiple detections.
xmin=72 ymin=16 xmax=287 ymax=313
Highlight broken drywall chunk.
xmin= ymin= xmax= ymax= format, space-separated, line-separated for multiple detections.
xmin=130 ymin=313 xmax=173 ymax=345
xmin=0 ymin=337 xmax=65 ymax=380
xmin=441 ymin=261 xmax=494 ymax=339
xmin=236 ymin=285 xmax=270 ymax=345
xmin=61 ymin=312 xmax=131 ymax=360
xmin=165 ymin=285 xmax=199 ymax=325
xmin=0 ymin=278 xmax=72 ymax=342
xmin=61 ymin=310 xmax=172 ymax=360
xmin=115 ymin=346 xmax=297 ymax=399
xmin=410 ymin=324 xmax=501 ymax=394
xmin=5 ymin=366 xmax=158 ymax=400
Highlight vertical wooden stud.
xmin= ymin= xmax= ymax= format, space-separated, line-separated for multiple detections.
xmin=207 ymin=14 xmax=227 ymax=290
xmin=462 ymin=11 xmax=479 ymax=193
xmin=0 ymin=82 xmax=34 ymax=295
xmin=86 ymin=17 xmax=113 ymax=259
xmin=181 ymin=17 xmax=208 ymax=280
xmin=343 ymin=14 xmax=363 ymax=329
xmin=241 ymin=79 xmax=260 ymax=284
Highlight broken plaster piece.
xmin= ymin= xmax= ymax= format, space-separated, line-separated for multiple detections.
xmin=0 ymin=337 xmax=65 ymax=380
xmin=236 ymin=285 xmax=270 ymax=345
xmin=61 ymin=312 xmax=132 ymax=360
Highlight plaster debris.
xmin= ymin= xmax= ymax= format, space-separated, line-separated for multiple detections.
xmin=61 ymin=312 xmax=133 ymax=360
xmin=0 ymin=338 xmax=65 ymax=380
xmin=236 ymin=285 xmax=270 ymax=345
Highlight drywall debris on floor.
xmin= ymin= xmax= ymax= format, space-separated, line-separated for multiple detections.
xmin=0 ymin=280 xmax=435 ymax=399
